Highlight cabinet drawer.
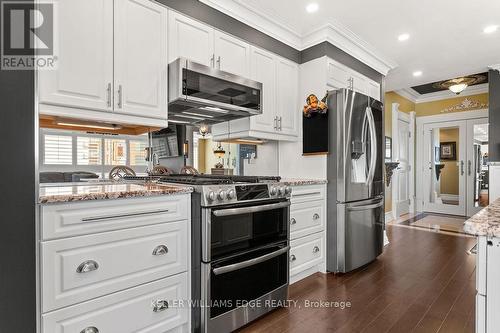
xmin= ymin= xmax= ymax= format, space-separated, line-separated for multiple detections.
xmin=42 ymin=273 xmax=189 ymax=333
xmin=290 ymin=185 xmax=325 ymax=204
xmin=41 ymin=195 xmax=189 ymax=240
xmin=290 ymin=201 xmax=324 ymax=240
xmin=42 ymin=222 xmax=188 ymax=312
xmin=289 ymin=232 xmax=325 ymax=277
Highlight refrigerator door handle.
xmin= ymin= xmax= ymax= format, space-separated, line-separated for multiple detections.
xmin=347 ymin=200 xmax=384 ymax=211
xmin=365 ymin=107 xmax=377 ymax=186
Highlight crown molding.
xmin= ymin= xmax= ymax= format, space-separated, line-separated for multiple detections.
xmin=489 ymin=64 xmax=500 ymax=72
xmin=396 ymin=83 xmax=489 ymax=104
xmin=200 ymin=0 xmax=398 ymax=75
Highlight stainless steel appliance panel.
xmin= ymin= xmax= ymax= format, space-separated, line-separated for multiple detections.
xmin=336 ymin=197 xmax=384 ymax=273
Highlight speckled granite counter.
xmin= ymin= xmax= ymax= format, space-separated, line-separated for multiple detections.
xmin=464 ymin=198 xmax=500 ymax=237
xmin=39 ymin=182 xmax=193 ymax=204
xmin=279 ymin=178 xmax=328 ymax=186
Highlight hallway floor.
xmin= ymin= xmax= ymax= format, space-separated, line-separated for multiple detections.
xmin=239 ymin=225 xmax=477 ymax=333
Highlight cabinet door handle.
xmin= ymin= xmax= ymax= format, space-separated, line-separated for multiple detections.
xmin=278 ymin=116 xmax=282 ymax=131
xmin=76 ymin=260 xmax=99 ymax=274
xmin=152 ymin=245 xmax=169 ymax=256
xmin=468 ymin=160 xmax=472 ymax=176
xmin=210 ymin=54 xmax=215 ymax=67
xmin=290 ymin=218 xmax=296 ymax=225
xmin=117 ymin=84 xmax=123 ymax=108
xmin=80 ymin=327 xmax=99 ymax=333
xmin=313 ymin=246 xmax=320 ymax=253
xmin=313 ymin=213 xmax=320 ymax=220
xmin=290 ymin=254 xmax=296 ymax=262
xmin=106 ymin=83 xmax=111 ymax=107
xmin=273 ymin=116 xmax=278 ymax=130
xmin=152 ymin=299 xmax=169 ymax=313
xmin=460 ymin=160 xmax=465 ymax=176
xmin=216 ymin=56 xmax=221 ymax=69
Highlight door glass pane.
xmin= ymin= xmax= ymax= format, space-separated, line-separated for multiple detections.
xmin=473 ymin=123 xmax=489 ymax=208
xmin=429 ymin=127 xmax=460 ymax=206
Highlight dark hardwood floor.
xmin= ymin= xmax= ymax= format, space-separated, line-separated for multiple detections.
xmin=239 ymin=225 xmax=477 ymax=333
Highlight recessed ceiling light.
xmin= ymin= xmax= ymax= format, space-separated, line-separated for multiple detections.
xmin=413 ymin=71 xmax=422 ymax=77
xmin=306 ymin=3 xmax=319 ymax=13
xmin=398 ymin=33 xmax=410 ymax=41
xmin=484 ymin=25 xmax=498 ymax=34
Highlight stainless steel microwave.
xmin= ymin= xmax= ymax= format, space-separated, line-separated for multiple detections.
xmin=168 ymin=58 xmax=263 ymax=126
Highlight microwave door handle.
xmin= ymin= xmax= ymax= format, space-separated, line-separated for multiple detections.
xmin=212 ymin=201 xmax=290 ymax=217
xmin=365 ymin=107 xmax=377 ymax=186
xmin=212 ymin=246 xmax=290 ymax=275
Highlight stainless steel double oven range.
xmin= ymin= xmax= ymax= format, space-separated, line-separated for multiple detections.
xmin=157 ymin=175 xmax=292 ymax=333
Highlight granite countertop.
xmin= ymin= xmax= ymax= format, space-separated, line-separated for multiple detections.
xmin=39 ymin=182 xmax=193 ymax=204
xmin=279 ymin=178 xmax=328 ymax=186
xmin=464 ymin=198 xmax=500 ymax=237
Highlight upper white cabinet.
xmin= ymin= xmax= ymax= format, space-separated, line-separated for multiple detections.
xmin=168 ymin=11 xmax=214 ymax=66
xmin=38 ymin=0 xmax=168 ymax=126
xmin=327 ymin=58 xmax=381 ymax=101
xmin=38 ymin=0 xmax=114 ymax=112
xmin=214 ymin=30 xmax=251 ymax=77
xmin=168 ymin=11 xmax=250 ymax=77
xmin=114 ymin=0 xmax=167 ymax=119
xmin=212 ymin=46 xmax=300 ymax=141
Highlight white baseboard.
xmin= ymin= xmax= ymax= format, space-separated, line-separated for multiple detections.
xmin=385 ymin=211 xmax=394 ymax=223
xmin=440 ymin=194 xmax=459 ymax=201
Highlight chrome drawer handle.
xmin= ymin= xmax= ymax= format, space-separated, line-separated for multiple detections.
xmin=76 ymin=260 xmax=99 ymax=274
xmin=152 ymin=245 xmax=169 ymax=256
xmin=313 ymin=246 xmax=320 ymax=253
xmin=290 ymin=218 xmax=297 ymax=225
xmin=152 ymin=299 xmax=169 ymax=313
xmin=80 ymin=327 xmax=98 ymax=333
xmin=313 ymin=213 xmax=320 ymax=220
xmin=290 ymin=254 xmax=296 ymax=262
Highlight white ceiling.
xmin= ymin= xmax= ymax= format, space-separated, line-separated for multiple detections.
xmin=204 ymin=0 xmax=500 ymax=91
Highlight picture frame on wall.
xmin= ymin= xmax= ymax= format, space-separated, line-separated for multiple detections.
xmin=440 ymin=142 xmax=457 ymax=160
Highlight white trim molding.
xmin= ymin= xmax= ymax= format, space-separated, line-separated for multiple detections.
xmin=488 ymin=64 xmax=500 ymax=72
xmin=396 ymin=83 xmax=489 ymax=104
xmin=385 ymin=211 xmax=394 ymax=223
xmin=200 ymin=0 xmax=398 ymax=75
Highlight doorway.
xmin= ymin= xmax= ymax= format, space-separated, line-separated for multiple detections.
xmin=419 ymin=115 xmax=489 ymax=217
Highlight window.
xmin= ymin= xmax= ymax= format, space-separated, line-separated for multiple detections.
xmin=77 ymin=137 xmax=102 ymax=165
xmin=104 ymin=139 xmax=127 ymax=165
xmin=43 ymin=135 xmax=72 ymax=165
xmin=130 ymin=140 xmax=148 ymax=166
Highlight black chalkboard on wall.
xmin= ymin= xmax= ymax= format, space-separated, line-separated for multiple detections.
xmin=302 ymin=93 xmax=329 ymax=155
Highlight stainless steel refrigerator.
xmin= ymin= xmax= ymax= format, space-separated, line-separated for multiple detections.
xmin=326 ymin=89 xmax=384 ymax=273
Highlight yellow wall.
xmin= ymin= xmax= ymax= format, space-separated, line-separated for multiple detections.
xmin=439 ymin=128 xmax=460 ymax=195
xmin=415 ymin=93 xmax=489 ymax=117
xmin=384 ymin=92 xmax=415 ymax=213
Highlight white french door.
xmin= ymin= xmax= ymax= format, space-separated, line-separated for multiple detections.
xmin=423 ymin=120 xmax=467 ymax=215
xmin=422 ymin=118 xmax=489 ymax=216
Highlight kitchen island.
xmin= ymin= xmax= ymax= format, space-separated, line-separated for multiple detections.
xmin=464 ymin=198 xmax=500 ymax=333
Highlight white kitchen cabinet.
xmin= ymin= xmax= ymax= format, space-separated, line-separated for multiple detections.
xmin=288 ymin=184 xmax=327 ymax=284
xmin=168 ymin=11 xmax=214 ymax=66
xmin=276 ymin=58 xmax=299 ymax=136
xmin=114 ymin=0 xmax=168 ymax=119
xmin=327 ymin=58 xmax=381 ymax=101
xmin=38 ymin=0 xmax=168 ymax=126
xmin=38 ymin=0 xmax=114 ymax=111
xmin=214 ymin=30 xmax=251 ymax=77
xmin=212 ymin=46 xmax=300 ymax=141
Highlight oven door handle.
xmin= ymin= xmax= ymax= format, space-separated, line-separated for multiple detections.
xmin=212 ymin=246 xmax=290 ymax=275
xmin=212 ymin=201 xmax=290 ymax=217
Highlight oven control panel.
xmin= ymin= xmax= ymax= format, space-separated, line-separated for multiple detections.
xmin=201 ymin=183 xmax=291 ymax=207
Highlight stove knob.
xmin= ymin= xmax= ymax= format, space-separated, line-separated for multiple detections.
xmin=285 ymin=186 xmax=292 ymax=195
xmin=206 ymin=191 xmax=215 ymax=202
xmin=227 ymin=189 xmax=236 ymax=200
xmin=270 ymin=187 xmax=277 ymax=196
xmin=218 ymin=190 xmax=226 ymax=201
xmin=279 ymin=187 xmax=286 ymax=196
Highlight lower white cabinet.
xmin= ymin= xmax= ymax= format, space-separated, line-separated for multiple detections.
xmin=42 ymin=273 xmax=189 ymax=333
xmin=288 ymin=184 xmax=327 ymax=284
xmin=39 ymin=194 xmax=191 ymax=333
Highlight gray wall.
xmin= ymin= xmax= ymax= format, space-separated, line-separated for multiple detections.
xmin=489 ymin=69 xmax=500 ymax=162
xmin=0 ymin=1 xmax=37 ymax=331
